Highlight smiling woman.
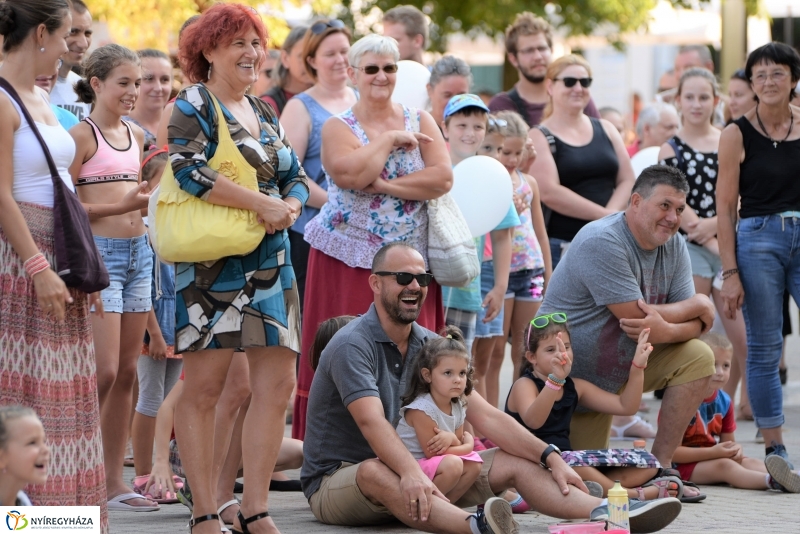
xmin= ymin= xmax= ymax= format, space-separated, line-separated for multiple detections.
xmin=126 ymin=49 xmax=173 ymax=148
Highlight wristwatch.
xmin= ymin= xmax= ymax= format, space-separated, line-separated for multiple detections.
xmin=540 ymin=444 xmax=562 ymax=469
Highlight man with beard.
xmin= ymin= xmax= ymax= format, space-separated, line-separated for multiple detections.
xmin=301 ymin=242 xmax=683 ymax=533
xmin=538 ymin=166 xmax=715 ymax=501
xmin=49 ymin=0 xmax=92 ymax=120
xmin=489 ymin=12 xmax=600 ymax=127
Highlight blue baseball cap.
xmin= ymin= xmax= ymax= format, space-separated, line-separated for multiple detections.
xmin=443 ymin=93 xmax=490 ymax=119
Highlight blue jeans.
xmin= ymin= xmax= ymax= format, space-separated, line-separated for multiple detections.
xmin=737 ymin=214 xmax=800 ymax=429
xmin=549 ymin=237 xmax=571 ymax=269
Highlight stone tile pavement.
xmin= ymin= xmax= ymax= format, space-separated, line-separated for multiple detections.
xmin=111 ymin=338 xmax=800 ymax=533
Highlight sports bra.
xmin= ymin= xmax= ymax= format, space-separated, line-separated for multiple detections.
xmin=76 ymin=117 xmax=140 ymax=186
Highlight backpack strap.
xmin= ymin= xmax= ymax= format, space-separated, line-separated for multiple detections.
xmin=534 ymin=125 xmax=557 ymax=156
xmin=507 ymin=87 xmax=530 ymax=126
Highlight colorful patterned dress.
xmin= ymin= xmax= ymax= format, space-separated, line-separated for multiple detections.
xmin=168 ymin=84 xmax=309 ymax=353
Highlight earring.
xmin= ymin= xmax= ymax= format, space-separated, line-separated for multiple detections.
xmin=40 ymin=47 xmax=45 ymax=52
xmin=207 ymin=63 xmax=213 ymax=80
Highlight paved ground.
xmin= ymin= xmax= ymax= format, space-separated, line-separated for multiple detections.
xmin=111 ymin=322 xmax=800 ymax=533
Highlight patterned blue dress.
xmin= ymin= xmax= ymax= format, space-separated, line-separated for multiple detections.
xmin=168 ymin=84 xmax=309 ymax=353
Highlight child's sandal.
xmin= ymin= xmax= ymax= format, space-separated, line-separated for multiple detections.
xmin=637 ymin=476 xmax=682 ymax=500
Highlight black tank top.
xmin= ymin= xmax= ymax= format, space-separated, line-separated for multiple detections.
xmin=735 ymin=115 xmax=800 ymax=219
xmin=504 ymin=370 xmax=578 ymax=451
xmin=547 ymin=117 xmax=619 ymax=241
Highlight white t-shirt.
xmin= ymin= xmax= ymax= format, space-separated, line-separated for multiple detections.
xmin=50 ymin=70 xmax=91 ymax=121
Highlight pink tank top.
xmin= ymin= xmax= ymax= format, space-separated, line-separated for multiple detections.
xmin=76 ymin=118 xmax=140 ymax=186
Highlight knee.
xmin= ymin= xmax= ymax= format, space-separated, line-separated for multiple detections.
xmin=356 ymin=460 xmax=392 ymax=497
xmin=438 ymin=455 xmax=464 ymax=476
xmin=182 ymin=378 xmax=225 ymax=410
xmin=95 ymin=365 xmax=118 ymax=391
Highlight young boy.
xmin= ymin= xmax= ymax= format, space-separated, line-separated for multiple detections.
xmin=669 ymin=332 xmax=800 ymax=493
xmin=440 ymin=95 xmax=518 ymax=360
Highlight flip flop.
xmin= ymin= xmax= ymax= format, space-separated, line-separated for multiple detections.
xmin=108 ymin=492 xmax=160 ymax=512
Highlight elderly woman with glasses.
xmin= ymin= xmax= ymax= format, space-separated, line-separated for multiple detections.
xmin=529 ymin=54 xmax=635 ymax=268
xmin=717 ymin=42 xmax=800 ymax=469
xmin=427 ymin=55 xmax=472 ymax=127
xmin=282 ymin=19 xmax=358 ymax=311
xmin=293 ymin=34 xmax=452 ymax=440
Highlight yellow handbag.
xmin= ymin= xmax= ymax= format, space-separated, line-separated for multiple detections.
xmin=153 ymin=89 xmax=266 ymax=263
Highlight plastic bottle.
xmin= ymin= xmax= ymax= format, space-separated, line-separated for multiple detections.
xmin=633 ymin=439 xmax=647 ymax=451
xmin=607 ymin=480 xmax=630 ymax=532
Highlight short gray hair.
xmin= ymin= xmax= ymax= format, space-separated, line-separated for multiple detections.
xmin=636 ymin=102 xmax=677 ymax=139
xmin=429 ymin=55 xmax=472 ymax=87
xmin=349 ymin=34 xmax=399 ymax=67
xmin=678 ymin=44 xmax=713 ymax=66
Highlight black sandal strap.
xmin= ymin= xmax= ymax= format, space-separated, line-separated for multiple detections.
xmin=190 ymin=514 xmax=220 ymax=530
xmin=236 ymin=510 xmax=270 ymax=534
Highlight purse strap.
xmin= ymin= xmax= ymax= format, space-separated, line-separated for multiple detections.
xmin=0 ymin=78 xmax=62 ymax=184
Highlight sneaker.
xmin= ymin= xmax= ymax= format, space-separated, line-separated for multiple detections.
xmin=466 ymin=497 xmax=518 ymax=534
xmin=766 ymin=454 xmax=800 ymax=493
xmin=590 ymin=497 xmax=681 ymax=534
xmin=177 ymin=482 xmax=193 ymax=512
xmin=767 ymin=442 xmax=795 ymax=469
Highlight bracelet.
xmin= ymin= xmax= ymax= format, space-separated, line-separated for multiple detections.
xmin=23 ymin=253 xmax=50 ymax=278
xmin=721 ymin=268 xmax=739 ymax=280
xmin=631 ymin=361 xmax=647 ymax=369
xmin=547 ymin=374 xmax=566 ymax=386
xmin=544 ymin=380 xmax=562 ymax=391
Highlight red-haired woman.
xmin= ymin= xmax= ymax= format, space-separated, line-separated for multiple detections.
xmin=169 ymin=4 xmax=308 ymax=533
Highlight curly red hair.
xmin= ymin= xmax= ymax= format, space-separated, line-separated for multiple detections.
xmin=179 ymin=3 xmax=268 ymax=84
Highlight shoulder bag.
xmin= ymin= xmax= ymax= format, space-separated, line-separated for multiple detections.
xmin=0 ymin=78 xmax=109 ymax=294
xmin=152 ymin=86 xmax=266 ymax=263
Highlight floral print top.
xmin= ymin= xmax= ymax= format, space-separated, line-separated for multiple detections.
xmin=510 ymin=171 xmax=545 ymax=272
xmin=304 ymin=106 xmax=429 ymax=269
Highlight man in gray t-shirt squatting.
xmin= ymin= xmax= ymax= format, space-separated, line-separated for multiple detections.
xmin=301 ymin=243 xmax=682 ymax=533
xmin=540 ymin=165 xmax=716 ymax=470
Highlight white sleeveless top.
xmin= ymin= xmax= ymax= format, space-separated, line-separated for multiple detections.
xmin=0 ymin=87 xmax=76 ymax=208
xmin=396 ymin=393 xmax=467 ymax=460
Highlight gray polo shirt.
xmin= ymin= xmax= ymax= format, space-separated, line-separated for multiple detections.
xmin=301 ymin=304 xmax=434 ymax=500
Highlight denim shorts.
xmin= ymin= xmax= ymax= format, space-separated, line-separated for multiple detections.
xmin=475 ymin=261 xmax=504 ymax=338
xmin=686 ymin=241 xmax=722 ymax=279
xmin=505 ymin=267 xmax=545 ymax=302
xmin=94 ymin=234 xmax=153 ymax=314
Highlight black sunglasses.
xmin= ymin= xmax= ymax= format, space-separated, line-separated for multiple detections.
xmin=374 ymin=271 xmax=433 ymax=287
xmin=355 ymin=64 xmax=399 ymax=75
xmin=556 ymin=77 xmax=592 ymax=88
xmin=310 ymin=19 xmax=346 ymax=35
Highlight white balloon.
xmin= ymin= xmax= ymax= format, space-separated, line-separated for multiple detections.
xmin=631 ymin=146 xmax=661 ymax=179
xmin=450 ymin=156 xmax=514 ymax=238
xmin=391 ymin=60 xmax=431 ymax=110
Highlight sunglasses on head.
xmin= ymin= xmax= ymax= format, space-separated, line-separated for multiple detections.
xmin=488 ymin=117 xmax=508 ymax=128
xmin=355 ymin=64 xmax=399 ymax=75
xmin=556 ymin=77 xmax=593 ymax=88
xmin=310 ymin=19 xmax=346 ymax=35
xmin=526 ymin=312 xmax=568 ymax=346
xmin=374 ymin=271 xmax=433 ymax=287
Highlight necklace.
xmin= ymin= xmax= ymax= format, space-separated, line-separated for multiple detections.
xmin=755 ymin=104 xmax=794 ymax=148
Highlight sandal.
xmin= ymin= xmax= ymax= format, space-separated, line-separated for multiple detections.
xmin=635 ymin=476 xmax=681 ymax=501
xmin=231 ymin=510 xmax=270 ymax=534
xmin=189 ymin=514 xmax=220 ymax=532
xmin=217 ymin=499 xmax=240 ymax=529
xmin=656 ymin=468 xmax=707 ymax=503
xmin=610 ymin=415 xmax=657 ymax=440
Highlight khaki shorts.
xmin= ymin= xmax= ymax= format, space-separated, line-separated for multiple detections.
xmin=569 ymin=339 xmax=714 ymax=450
xmin=309 ymin=448 xmax=499 ymax=526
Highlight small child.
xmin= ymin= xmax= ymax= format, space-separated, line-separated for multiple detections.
xmin=505 ymin=315 xmax=676 ymax=500
xmin=131 ymin=145 xmax=183 ymax=489
xmin=395 ymin=327 xmax=483 ymax=501
xmin=439 ymin=95 xmax=519 ymax=403
xmin=485 ymin=110 xmax=553 ymax=406
xmin=670 ymin=332 xmax=800 ymax=493
xmin=0 ymin=406 xmax=50 ymax=507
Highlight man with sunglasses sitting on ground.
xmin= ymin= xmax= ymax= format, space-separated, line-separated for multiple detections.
xmin=539 ymin=165 xmax=716 ymax=503
xmin=300 ymin=241 xmax=683 ymax=534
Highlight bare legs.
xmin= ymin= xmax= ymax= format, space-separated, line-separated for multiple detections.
xmin=653 ymin=377 xmax=711 ymax=467
xmin=689 ymin=457 xmax=770 ymax=489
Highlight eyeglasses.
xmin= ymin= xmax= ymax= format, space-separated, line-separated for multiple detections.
xmin=751 ymin=70 xmax=789 ymax=85
xmin=310 ymin=19 xmax=346 ymax=35
xmin=555 ymin=77 xmax=592 ymax=88
xmin=488 ymin=117 xmax=508 ymax=128
xmin=516 ymin=45 xmax=551 ymax=57
xmin=355 ymin=64 xmax=399 ymax=75
xmin=526 ymin=312 xmax=568 ymax=346
xmin=374 ymin=271 xmax=433 ymax=287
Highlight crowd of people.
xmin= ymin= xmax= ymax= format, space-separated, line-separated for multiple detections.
xmin=0 ymin=1 xmax=799 ymax=533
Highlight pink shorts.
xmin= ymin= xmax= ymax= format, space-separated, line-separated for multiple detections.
xmin=417 ymin=452 xmax=483 ymax=480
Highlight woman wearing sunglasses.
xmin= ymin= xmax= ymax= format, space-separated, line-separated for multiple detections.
xmin=282 ymin=19 xmax=358 ymax=312
xmin=529 ymin=54 xmax=635 ymax=268
xmin=295 ymin=34 xmax=452 ymax=441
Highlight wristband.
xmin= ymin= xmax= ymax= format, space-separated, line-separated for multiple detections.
xmin=23 ymin=253 xmax=50 ymax=278
xmin=547 ymin=373 xmax=566 ymax=386
xmin=631 ymin=361 xmax=647 ymax=369
xmin=545 ymin=379 xmax=562 ymax=391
